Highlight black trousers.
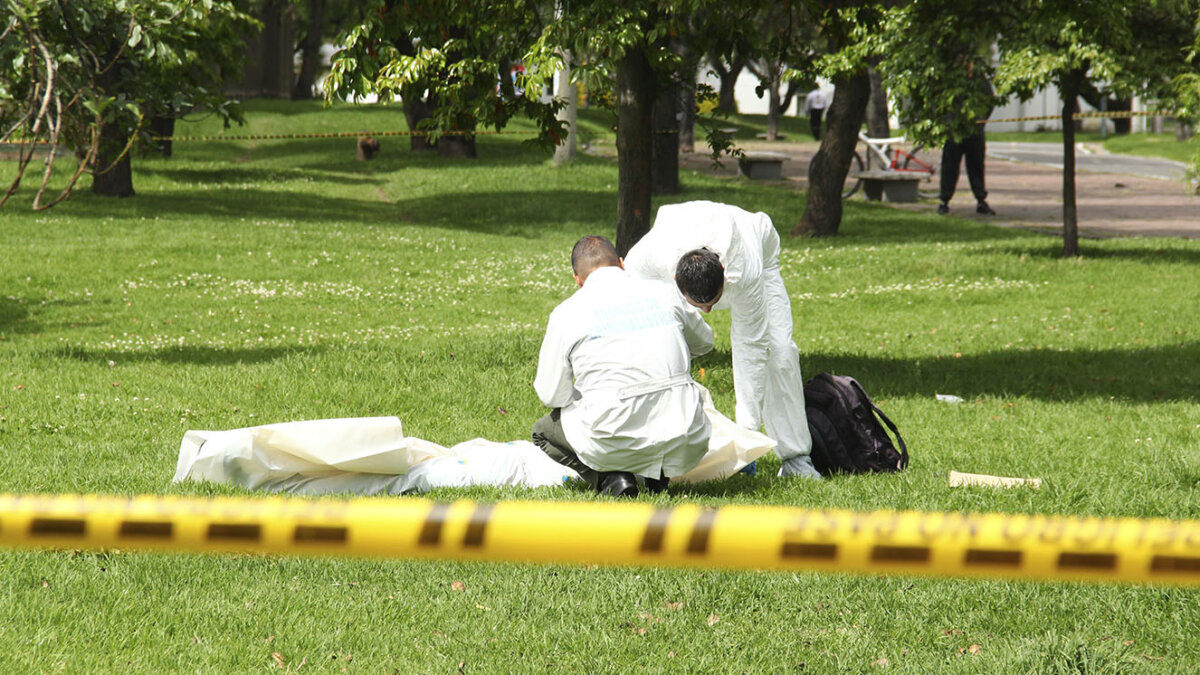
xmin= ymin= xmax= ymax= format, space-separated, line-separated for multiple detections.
xmin=939 ymin=132 xmax=987 ymax=203
xmin=808 ymin=109 xmax=824 ymax=140
xmin=532 ymin=409 xmax=601 ymax=488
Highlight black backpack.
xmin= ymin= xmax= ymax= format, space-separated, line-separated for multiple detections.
xmin=804 ymin=372 xmax=909 ymax=476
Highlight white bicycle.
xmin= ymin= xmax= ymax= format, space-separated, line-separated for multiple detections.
xmin=842 ymin=132 xmax=938 ymax=199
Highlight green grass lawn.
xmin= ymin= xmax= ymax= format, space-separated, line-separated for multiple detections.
xmin=1 ymin=100 xmax=1198 ymax=672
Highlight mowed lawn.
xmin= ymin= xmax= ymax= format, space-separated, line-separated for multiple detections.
xmin=1 ymin=101 xmax=1197 ymax=672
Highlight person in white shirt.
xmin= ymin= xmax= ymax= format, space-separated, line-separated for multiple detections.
xmin=803 ymin=88 xmax=828 ymax=140
xmin=623 ymin=201 xmax=821 ymax=480
xmin=533 ymin=235 xmax=714 ymax=497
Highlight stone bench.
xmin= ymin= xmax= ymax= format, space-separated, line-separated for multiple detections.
xmin=850 ymin=170 xmax=923 ymax=202
xmin=738 ymin=151 xmax=789 ymax=180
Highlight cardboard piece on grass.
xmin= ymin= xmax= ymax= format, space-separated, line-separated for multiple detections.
xmin=948 ymin=470 xmax=1042 ymax=489
xmin=173 ymin=387 xmax=775 ymax=494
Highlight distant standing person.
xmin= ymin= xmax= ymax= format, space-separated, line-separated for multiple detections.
xmin=803 ymin=88 xmax=828 ymax=140
xmin=938 ymin=60 xmax=996 ymax=216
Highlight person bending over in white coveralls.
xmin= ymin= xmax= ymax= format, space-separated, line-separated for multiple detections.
xmin=532 ymin=235 xmax=714 ymax=497
xmin=623 ymin=201 xmax=822 ymax=479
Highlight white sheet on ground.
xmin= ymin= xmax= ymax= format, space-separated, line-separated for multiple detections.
xmin=173 ymin=388 xmax=775 ymax=495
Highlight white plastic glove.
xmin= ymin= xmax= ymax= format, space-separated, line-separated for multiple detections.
xmin=778 ymin=455 xmax=823 ymax=480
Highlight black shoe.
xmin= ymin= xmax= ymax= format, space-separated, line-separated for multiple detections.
xmin=597 ymin=472 xmax=639 ymax=498
xmin=976 ymin=201 xmax=996 ymax=215
xmin=936 ymin=202 xmax=949 ymax=215
xmin=645 ymin=474 xmax=670 ymax=494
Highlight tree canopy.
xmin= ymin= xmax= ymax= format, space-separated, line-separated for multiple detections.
xmin=0 ymin=0 xmax=254 ymax=206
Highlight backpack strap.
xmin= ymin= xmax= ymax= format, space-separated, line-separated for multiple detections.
xmin=847 ymin=378 xmax=909 ymax=470
xmin=869 ymin=402 xmax=909 ymax=469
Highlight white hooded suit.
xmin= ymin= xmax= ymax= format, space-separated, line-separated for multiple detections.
xmin=534 ymin=266 xmax=714 ymax=478
xmin=623 ymin=201 xmax=812 ymax=462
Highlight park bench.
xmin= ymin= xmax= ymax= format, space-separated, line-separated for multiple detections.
xmin=738 ymin=151 xmax=789 ymax=180
xmin=850 ymin=170 xmax=922 ymax=202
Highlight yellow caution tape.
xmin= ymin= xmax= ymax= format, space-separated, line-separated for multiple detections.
xmin=1 ymin=494 xmax=1197 ymax=586
xmin=152 ymin=128 xmax=541 ymax=142
xmin=982 ymin=110 xmax=1178 ymax=124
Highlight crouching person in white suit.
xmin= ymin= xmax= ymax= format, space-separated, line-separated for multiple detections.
xmin=623 ymin=201 xmax=821 ymax=479
xmin=533 ymin=235 xmax=715 ymax=497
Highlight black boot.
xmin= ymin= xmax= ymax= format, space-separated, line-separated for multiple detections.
xmin=597 ymin=472 xmax=639 ymax=497
xmin=645 ymin=473 xmax=670 ymax=494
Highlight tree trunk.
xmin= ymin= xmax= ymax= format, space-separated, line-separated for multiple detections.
xmin=793 ymin=70 xmax=870 ymax=237
xmin=402 ymin=93 xmax=437 ymax=152
xmin=865 ymin=67 xmax=890 ymax=140
xmin=92 ymin=121 xmax=135 ymax=197
xmin=652 ymin=77 xmax=680 ymax=195
xmin=254 ymin=1 xmax=295 ymax=98
xmin=713 ymin=56 xmax=744 ymax=114
xmin=766 ymin=72 xmax=781 ymax=141
xmin=1060 ymin=70 xmax=1082 ymax=258
xmin=675 ymin=40 xmax=696 ymax=154
xmin=679 ymin=74 xmax=696 ymax=153
xmin=292 ymin=0 xmax=324 ymax=100
xmin=552 ymin=55 xmax=578 ymax=166
xmin=438 ymin=118 xmax=477 ymax=158
xmin=147 ymin=115 xmax=175 ymax=158
xmin=615 ymin=45 xmax=656 ymax=256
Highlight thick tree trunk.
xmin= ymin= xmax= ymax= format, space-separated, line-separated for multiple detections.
xmin=253 ymin=1 xmax=295 ymax=98
xmin=865 ymin=67 xmax=890 ymax=140
xmin=1060 ymin=71 xmax=1082 ymax=258
xmin=438 ymin=119 xmax=477 ymax=158
xmin=793 ymin=70 xmax=870 ymax=237
xmin=92 ymin=121 xmax=135 ymax=197
xmin=615 ymin=45 xmax=656 ymax=256
xmin=402 ymin=95 xmax=436 ymax=152
xmin=292 ymin=0 xmax=324 ymax=100
xmin=652 ymin=78 xmax=680 ymax=195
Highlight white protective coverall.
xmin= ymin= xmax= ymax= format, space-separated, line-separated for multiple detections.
xmin=623 ymin=201 xmax=812 ymax=462
xmin=534 ymin=265 xmax=714 ymax=478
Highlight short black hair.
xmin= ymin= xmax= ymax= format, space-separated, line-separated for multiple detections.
xmin=571 ymin=235 xmax=620 ymax=277
xmin=675 ymin=248 xmax=723 ymax=303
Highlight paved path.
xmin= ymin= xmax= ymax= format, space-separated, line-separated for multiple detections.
xmin=989 ymin=141 xmax=1188 ymax=181
xmin=680 ymin=139 xmax=1200 ymax=239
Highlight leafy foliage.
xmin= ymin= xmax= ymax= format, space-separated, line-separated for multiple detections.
xmin=323 ymin=0 xmax=563 ymax=149
xmin=0 ymin=0 xmax=254 ymax=207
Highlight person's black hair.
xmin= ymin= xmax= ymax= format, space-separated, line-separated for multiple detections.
xmin=571 ymin=235 xmax=619 ymax=276
xmin=675 ymin=248 xmax=723 ymax=303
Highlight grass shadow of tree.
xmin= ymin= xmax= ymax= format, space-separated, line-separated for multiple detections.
xmin=49 ymin=344 xmax=325 ymax=366
xmin=980 ymin=240 xmax=1200 ymax=264
xmin=696 ymin=342 xmax=1200 ymax=403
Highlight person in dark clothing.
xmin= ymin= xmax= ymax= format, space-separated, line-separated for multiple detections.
xmin=938 ymin=61 xmax=995 ymax=216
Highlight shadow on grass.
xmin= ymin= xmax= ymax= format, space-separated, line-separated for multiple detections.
xmin=138 ymin=163 xmax=387 ymax=188
xmin=50 ymin=344 xmax=324 ymax=366
xmin=0 ymin=298 xmax=30 ymax=332
xmin=981 ymin=241 xmax=1200 ymax=265
xmin=696 ymin=342 xmax=1200 ymax=403
xmin=0 ymin=296 xmax=117 ymax=336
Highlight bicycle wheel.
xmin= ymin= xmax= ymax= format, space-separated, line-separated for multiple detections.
xmin=842 ymin=150 xmax=865 ymax=199
xmin=903 ymin=143 xmax=940 ymax=199
xmin=902 ymin=143 xmax=937 ymax=175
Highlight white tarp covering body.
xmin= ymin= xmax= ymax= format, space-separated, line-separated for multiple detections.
xmin=174 ymin=389 xmax=775 ymax=495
